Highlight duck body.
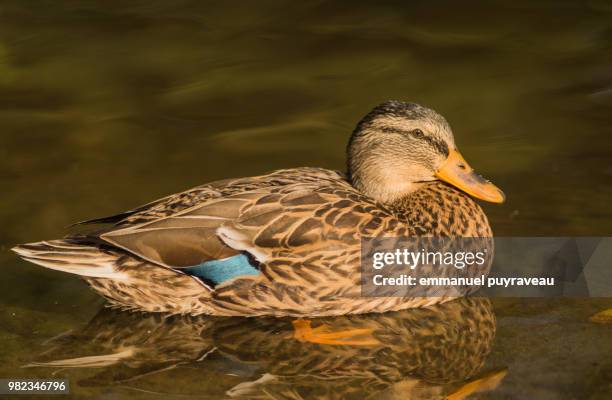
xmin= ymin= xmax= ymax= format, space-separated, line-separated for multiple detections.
xmin=14 ymin=167 xmax=492 ymax=317
xmin=13 ymin=101 xmax=502 ymax=317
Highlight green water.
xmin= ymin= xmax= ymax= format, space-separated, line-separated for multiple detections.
xmin=1 ymin=1 xmax=611 ymax=399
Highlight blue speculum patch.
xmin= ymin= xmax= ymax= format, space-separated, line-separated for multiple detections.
xmin=183 ymin=253 xmax=259 ymax=285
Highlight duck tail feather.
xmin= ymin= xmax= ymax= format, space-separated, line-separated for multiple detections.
xmin=12 ymin=240 xmax=128 ymax=280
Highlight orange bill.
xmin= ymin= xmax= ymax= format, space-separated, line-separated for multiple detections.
xmin=435 ymin=149 xmax=505 ymax=203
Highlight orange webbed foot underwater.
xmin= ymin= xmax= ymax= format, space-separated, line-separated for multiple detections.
xmin=291 ymin=319 xmax=380 ymax=346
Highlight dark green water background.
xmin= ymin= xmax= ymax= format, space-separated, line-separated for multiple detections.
xmin=1 ymin=1 xmax=611 ymax=399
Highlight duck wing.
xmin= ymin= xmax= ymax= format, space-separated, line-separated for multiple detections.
xmin=86 ymin=168 xmax=397 ymax=271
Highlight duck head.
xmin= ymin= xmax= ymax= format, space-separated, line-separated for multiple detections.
xmin=347 ymin=100 xmax=505 ymax=204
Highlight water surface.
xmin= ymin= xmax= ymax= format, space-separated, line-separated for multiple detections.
xmin=1 ymin=1 xmax=611 ymax=399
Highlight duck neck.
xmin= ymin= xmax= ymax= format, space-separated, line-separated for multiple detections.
xmin=387 ymin=181 xmax=493 ymax=237
xmin=350 ymin=173 xmax=425 ymax=204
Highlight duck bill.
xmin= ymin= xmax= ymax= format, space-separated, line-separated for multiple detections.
xmin=435 ymin=149 xmax=505 ymax=203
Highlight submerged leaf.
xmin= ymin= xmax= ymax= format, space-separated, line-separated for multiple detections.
xmin=589 ymin=309 xmax=612 ymax=324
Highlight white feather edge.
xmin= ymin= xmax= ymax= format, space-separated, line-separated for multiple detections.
xmin=12 ymin=242 xmax=129 ymax=281
xmin=216 ymin=225 xmax=268 ymax=263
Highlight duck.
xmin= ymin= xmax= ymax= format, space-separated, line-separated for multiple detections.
xmin=12 ymin=100 xmax=505 ymax=320
xmin=27 ymin=298 xmax=504 ymax=399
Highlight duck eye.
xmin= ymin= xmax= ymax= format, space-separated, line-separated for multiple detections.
xmin=412 ymin=129 xmax=425 ymax=139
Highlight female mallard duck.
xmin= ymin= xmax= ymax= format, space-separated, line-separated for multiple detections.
xmin=13 ymin=101 xmax=504 ymax=318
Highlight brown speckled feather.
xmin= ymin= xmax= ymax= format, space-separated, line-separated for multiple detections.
xmin=14 ymin=101 xmax=502 ymax=317
xmin=101 ymin=168 xmax=409 ymax=267
xmin=13 ymin=167 xmax=493 ymax=316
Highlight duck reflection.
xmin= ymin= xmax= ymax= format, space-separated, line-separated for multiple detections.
xmin=29 ymin=298 xmax=503 ymax=399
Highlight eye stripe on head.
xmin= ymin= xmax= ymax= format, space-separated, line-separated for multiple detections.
xmin=423 ymin=136 xmax=449 ymax=157
xmin=377 ymin=127 xmax=449 ymax=156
